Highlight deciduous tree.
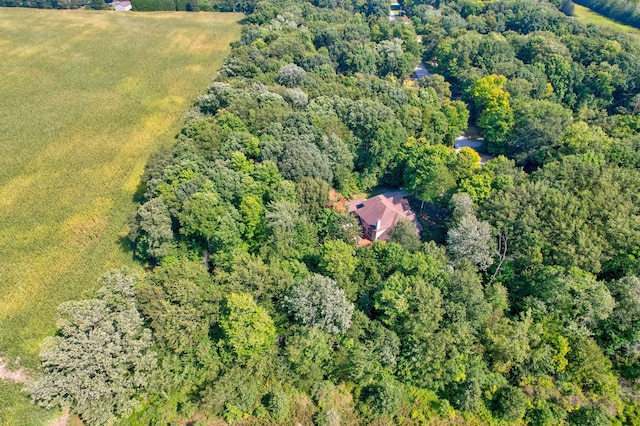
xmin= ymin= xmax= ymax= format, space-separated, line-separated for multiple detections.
xmin=27 ymin=270 xmax=157 ymax=426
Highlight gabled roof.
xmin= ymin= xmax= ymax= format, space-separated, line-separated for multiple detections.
xmin=348 ymin=191 xmax=421 ymax=241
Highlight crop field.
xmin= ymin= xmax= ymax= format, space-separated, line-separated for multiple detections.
xmin=0 ymin=8 xmax=241 ymax=421
xmin=574 ymin=4 xmax=640 ymax=38
xmin=0 ymin=8 xmax=241 ymax=423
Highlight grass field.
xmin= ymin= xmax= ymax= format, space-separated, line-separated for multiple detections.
xmin=0 ymin=8 xmax=241 ymax=424
xmin=573 ymin=4 xmax=640 ymax=38
xmin=0 ymin=7 xmax=240 ymax=367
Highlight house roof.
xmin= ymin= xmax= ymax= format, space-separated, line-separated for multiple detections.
xmin=348 ymin=191 xmax=421 ymax=241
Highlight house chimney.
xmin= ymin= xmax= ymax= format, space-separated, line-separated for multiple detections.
xmin=376 ymin=218 xmax=381 ymax=230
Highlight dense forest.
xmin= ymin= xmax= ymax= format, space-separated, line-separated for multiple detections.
xmin=24 ymin=0 xmax=640 ymax=424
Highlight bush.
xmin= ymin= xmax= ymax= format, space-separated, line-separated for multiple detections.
xmin=493 ymin=386 xmax=528 ymax=422
xmin=263 ymin=389 xmax=291 ymax=421
xmin=359 ymin=382 xmax=404 ymax=416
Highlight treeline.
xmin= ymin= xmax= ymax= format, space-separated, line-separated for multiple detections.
xmin=0 ymin=0 xmax=89 ymax=8
xmin=130 ymin=0 xmax=258 ymax=12
xmin=0 ymin=0 xmax=259 ymax=13
xmin=25 ymin=0 xmax=640 ymax=424
xmin=575 ymin=0 xmax=640 ymax=29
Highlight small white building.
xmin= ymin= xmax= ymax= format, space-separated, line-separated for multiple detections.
xmin=115 ymin=1 xmax=132 ymax=11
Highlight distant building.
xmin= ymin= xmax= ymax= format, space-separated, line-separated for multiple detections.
xmin=114 ymin=1 xmax=131 ymax=11
xmin=348 ymin=191 xmax=422 ymax=242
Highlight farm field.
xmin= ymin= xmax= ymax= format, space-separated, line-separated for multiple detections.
xmin=0 ymin=6 xmax=241 ymax=373
xmin=0 ymin=8 xmax=241 ymax=423
xmin=573 ymin=4 xmax=640 ymax=37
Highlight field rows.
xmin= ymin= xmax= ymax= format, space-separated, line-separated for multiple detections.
xmin=0 ymin=7 xmax=240 ymax=368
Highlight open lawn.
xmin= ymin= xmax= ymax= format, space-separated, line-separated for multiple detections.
xmin=573 ymin=4 xmax=640 ymax=38
xmin=0 ymin=8 xmax=241 ymax=372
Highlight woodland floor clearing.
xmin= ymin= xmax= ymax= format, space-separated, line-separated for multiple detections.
xmin=0 ymin=8 xmax=241 ymax=425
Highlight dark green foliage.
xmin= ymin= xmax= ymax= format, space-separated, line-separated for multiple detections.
xmin=388 ymin=219 xmax=422 ymax=252
xmin=132 ymin=197 xmax=174 ymax=261
xmin=27 ymin=270 xmax=157 ymax=425
xmin=131 ymin=0 xmax=176 ymax=10
xmin=263 ymin=388 xmax=291 ymax=421
xmin=295 ymin=177 xmax=330 ymax=220
xmin=453 ymin=378 xmax=483 ymax=413
xmin=598 ymin=276 xmax=640 ymax=364
xmin=41 ymin=0 xmax=640 ymax=422
xmin=508 ymin=99 xmax=573 ymax=166
xmin=567 ymin=404 xmax=612 ymax=425
xmin=138 ymin=260 xmax=219 ymax=360
xmin=278 ymin=140 xmax=333 ymax=182
xmin=492 ymin=385 xmax=528 ymax=422
xmin=359 ymin=381 xmax=403 ymax=416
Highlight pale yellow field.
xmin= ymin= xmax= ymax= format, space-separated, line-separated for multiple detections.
xmin=0 ymin=8 xmax=242 ymax=370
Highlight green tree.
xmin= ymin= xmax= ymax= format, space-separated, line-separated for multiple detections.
xmin=492 ymin=386 xmax=528 ymax=422
xmin=276 ymin=63 xmax=307 ymax=87
xmin=598 ymin=276 xmax=640 ymax=358
xmin=404 ymin=142 xmax=457 ymax=204
xmin=133 ymin=197 xmax=174 ymax=261
xmin=219 ymin=293 xmax=276 ymax=363
xmin=470 ymin=75 xmax=514 ymax=152
xmin=285 ymin=326 xmax=334 ymax=389
xmin=319 ymin=239 xmax=357 ymax=289
xmin=285 ymin=274 xmax=354 ymax=334
xmin=508 ymin=99 xmax=572 ymax=166
xmin=447 ymin=194 xmax=494 ymax=270
xmin=295 ymin=177 xmax=330 ymax=220
xmin=239 ymin=194 xmax=265 ymax=243
xmin=374 ymin=272 xmax=443 ymax=337
xmin=179 ymin=187 xmax=247 ymax=262
xmin=359 ymin=381 xmax=403 ymax=417
xmin=388 ymin=219 xmax=422 ymax=252
xmin=376 ymin=38 xmax=415 ymax=79
xmin=27 ymin=270 xmax=157 ymax=426
xmin=278 ymin=140 xmax=333 ymax=183
xmin=528 ymin=267 xmax=615 ymax=334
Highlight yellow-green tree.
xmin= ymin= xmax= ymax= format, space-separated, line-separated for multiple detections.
xmin=219 ymin=293 xmax=276 ymax=363
xmin=470 ymin=75 xmax=514 ymax=153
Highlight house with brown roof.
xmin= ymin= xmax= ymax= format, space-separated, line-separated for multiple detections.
xmin=348 ymin=190 xmax=422 ymax=242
